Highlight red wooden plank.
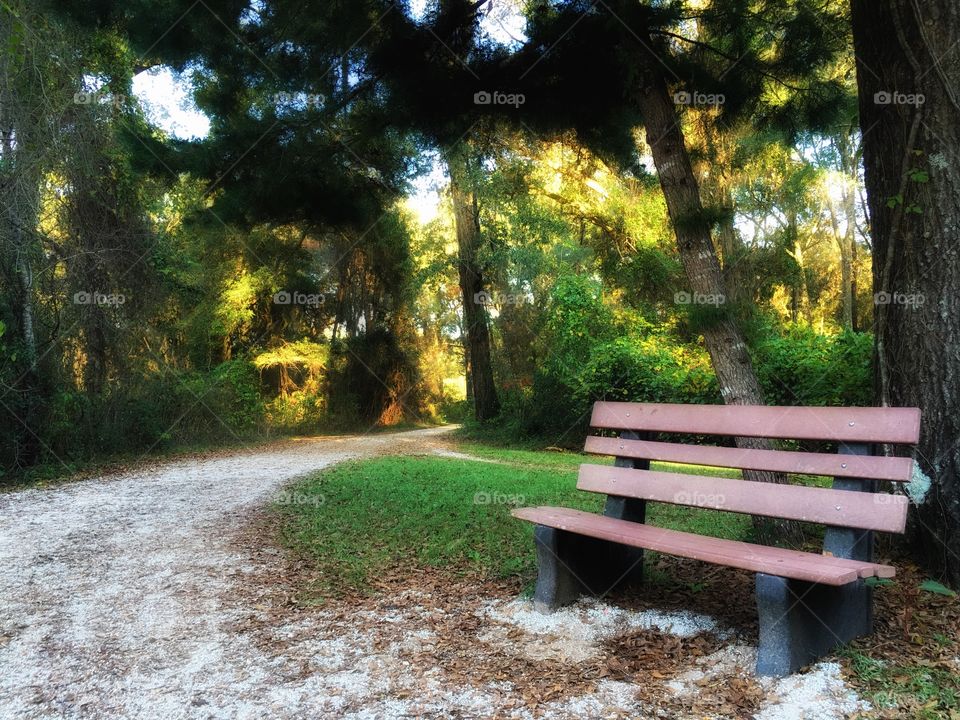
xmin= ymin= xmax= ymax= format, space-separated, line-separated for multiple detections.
xmin=584 ymin=435 xmax=915 ymax=482
xmin=590 ymin=402 xmax=922 ymax=444
xmin=512 ymin=506 xmax=872 ymax=585
xmin=513 ymin=506 xmax=895 ymax=581
xmin=576 ymin=464 xmax=909 ymax=533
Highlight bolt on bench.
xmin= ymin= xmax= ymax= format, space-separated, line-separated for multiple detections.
xmin=512 ymin=402 xmax=921 ymax=676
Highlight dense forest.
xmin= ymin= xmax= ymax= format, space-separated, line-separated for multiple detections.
xmin=1 ymin=0 xmax=958 ymax=586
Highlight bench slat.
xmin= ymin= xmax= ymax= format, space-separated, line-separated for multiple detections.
xmin=513 ymin=507 xmax=895 ymax=585
xmin=577 ymin=464 xmax=909 ymax=533
xmin=584 ymin=436 xmax=914 ymax=482
xmin=516 ymin=506 xmax=894 ymax=580
xmin=590 ymin=402 xmax=921 ymax=444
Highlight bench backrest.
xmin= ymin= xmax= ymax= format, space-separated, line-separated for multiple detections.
xmin=581 ymin=402 xmax=921 ymax=535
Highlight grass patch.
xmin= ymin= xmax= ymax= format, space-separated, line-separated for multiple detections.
xmin=457 ymin=442 xmax=602 ymax=470
xmin=277 ymin=450 xmax=750 ymax=597
xmin=842 ymin=649 xmax=960 ymax=718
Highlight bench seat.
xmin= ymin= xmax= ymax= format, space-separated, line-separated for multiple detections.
xmin=513 ymin=506 xmax=895 ymax=585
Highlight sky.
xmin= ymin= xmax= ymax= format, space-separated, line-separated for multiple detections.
xmin=132 ymin=67 xmax=210 ymax=140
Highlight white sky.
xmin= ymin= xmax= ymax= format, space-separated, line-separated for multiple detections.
xmin=132 ymin=67 xmax=210 ymax=139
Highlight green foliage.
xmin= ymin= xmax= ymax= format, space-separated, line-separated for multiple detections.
xmin=919 ymin=580 xmax=957 ymax=598
xmin=577 ymin=337 xmax=721 ymax=407
xmin=485 ymin=274 xmax=872 ymax=443
xmin=752 ymin=325 xmax=873 ymax=406
xmin=38 ymin=360 xmax=265 ymax=464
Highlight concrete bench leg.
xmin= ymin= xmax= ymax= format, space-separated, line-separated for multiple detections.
xmin=532 ymin=522 xmax=646 ymax=612
xmin=532 ymin=525 xmax=583 ymax=611
xmin=755 ymin=573 xmax=873 ymax=676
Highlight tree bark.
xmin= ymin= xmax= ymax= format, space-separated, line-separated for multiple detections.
xmin=445 ymin=147 xmax=500 ymax=421
xmin=852 ymin=0 xmax=960 ymax=586
xmin=838 ymin=193 xmax=856 ymax=330
xmin=635 ymin=47 xmax=801 ymax=545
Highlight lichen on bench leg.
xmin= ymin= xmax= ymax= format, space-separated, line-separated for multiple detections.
xmin=755 ymin=574 xmax=874 ymax=676
xmin=532 ymin=525 xmax=583 ymax=612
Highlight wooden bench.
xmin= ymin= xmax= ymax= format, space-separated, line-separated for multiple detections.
xmin=512 ymin=402 xmax=921 ymax=676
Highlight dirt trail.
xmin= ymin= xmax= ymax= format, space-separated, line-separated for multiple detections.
xmin=0 ymin=427 xmax=866 ymax=719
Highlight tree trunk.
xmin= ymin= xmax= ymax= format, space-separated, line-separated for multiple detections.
xmin=837 ymin=131 xmax=860 ymax=331
xmin=826 ymin=196 xmax=851 ymax=328
xmin=788 ymin=209 xmax=813 ymax=325
xmin=852 ymin=0 xmax=960 ymax=586
xmin=850 ymin=227 xmax=860 ymax=332
xmin=635 ymin=47 xmax=801 ymax=545
xmin=445 ymin=147 xmax=500 ymax=421
xmin=1 ymin=83 xmax=42 ymax=467
xmin=838 ymin=194 xmax=855 ymax=331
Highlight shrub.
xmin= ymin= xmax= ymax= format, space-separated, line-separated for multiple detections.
xmin=753 ymin=327 xmax=872 ymax=406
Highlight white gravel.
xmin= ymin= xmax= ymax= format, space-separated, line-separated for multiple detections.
xmin=485 ymin=597 xmax=731 ymax=641
xmin=756 ymin=662 xmax=871 ymax=720
xmin=0 ymin=429 xmax=870 ymax=719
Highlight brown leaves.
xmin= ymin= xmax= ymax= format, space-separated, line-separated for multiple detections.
xmin=841 ymin=561 xmax=960 ymax=717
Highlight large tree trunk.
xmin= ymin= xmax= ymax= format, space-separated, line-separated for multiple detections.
xmin=445 ymin=148 xmax=500 ymax=421
xmin=635 ymin=48 xmax=801 ymax=545
xmin=852 ymin=0 xmax=960 ymax=586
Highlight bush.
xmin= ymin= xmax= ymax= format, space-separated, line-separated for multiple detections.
xmin=521 ymin=335 xmax=720 ymax=441
xmin=753 ymin=327 xmax=872 ymax=406
xmin=32 ymin=360 xmax=266 ymax=471
xmin=492 ymin=281 xmax=872 ymax=443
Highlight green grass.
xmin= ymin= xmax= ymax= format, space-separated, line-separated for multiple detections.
xmin=277 ymin=447 xmax=751 ymax=596
xmin=842 ymin=649 xmax=960 ymax=718
xmin=457 ymin=442 xmax=602 ymax=469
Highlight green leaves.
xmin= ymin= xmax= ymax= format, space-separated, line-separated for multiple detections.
xmin=919 ymin=580 xmax=957 ymax=598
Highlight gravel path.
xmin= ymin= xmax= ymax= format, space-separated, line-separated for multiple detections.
xmin=0 ymin=427 xmax=868 ymax=719
xmin=0 ymin=428 xmax=454 ymax=719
